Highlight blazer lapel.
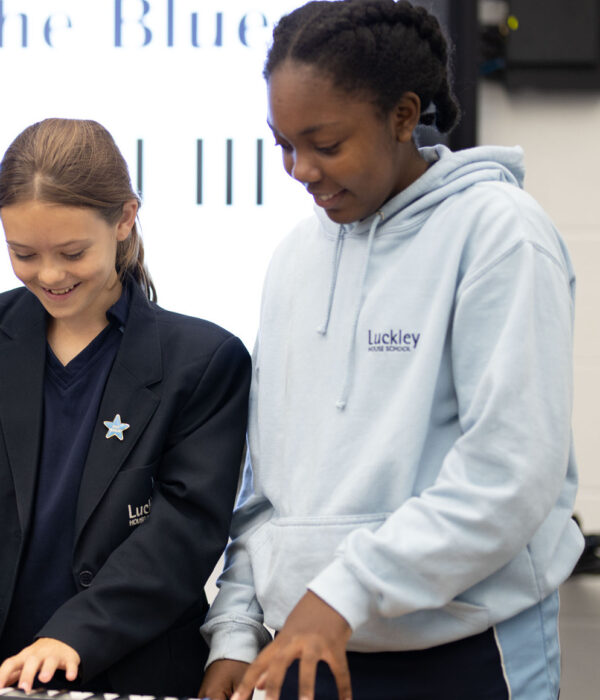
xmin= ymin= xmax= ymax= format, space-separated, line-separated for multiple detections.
xmin=0 ymin=291 xmax=46 ymax=533
xmin=74 ymin=285 xmax=162 ymax=542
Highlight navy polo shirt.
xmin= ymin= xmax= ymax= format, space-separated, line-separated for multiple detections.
xmin=0 ymin=285 xmax=130 ymax=660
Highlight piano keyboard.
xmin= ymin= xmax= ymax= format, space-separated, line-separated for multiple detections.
xmin=0 ymin=689 xmax=209 ymax=700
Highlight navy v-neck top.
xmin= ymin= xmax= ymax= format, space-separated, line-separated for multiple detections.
xmin=0 ymin=285 xmax=130 ymax=659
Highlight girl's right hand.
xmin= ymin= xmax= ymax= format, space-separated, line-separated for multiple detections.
xmin=229 ymin=591 xmax=352 ymax=700
xmin=0 ymin=637 xmax=80 ymax=692
xmin=198 ymin=659 xmax=250 ymax=700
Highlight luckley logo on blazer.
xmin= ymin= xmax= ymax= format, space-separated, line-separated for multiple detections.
xmin=367 ymin=329 xmax=421 ymax=353
xmin=128 ymin=497 xmax=152 ymax=527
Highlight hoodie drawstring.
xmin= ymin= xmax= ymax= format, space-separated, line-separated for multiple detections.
xmin=336 ymin=211 xmax=384 ymax=410
xmin=317 ymin=224 xmax=345 ymax=335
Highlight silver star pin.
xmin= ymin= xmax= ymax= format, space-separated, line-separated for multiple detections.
xmin=104 ymin=414 xmax=130 ymax=441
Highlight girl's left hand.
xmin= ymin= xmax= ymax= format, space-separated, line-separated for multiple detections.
xmin=231 ymin=591 xmax=353 ymax=700
xmin=0 ymin=637 xmax=80 ymax=692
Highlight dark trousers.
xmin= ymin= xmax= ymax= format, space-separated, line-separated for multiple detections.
xmin=280 ymin=628 xmax=509 ymax=700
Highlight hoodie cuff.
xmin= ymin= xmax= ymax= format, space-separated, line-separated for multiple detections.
xmin=202 ymin=616 xmax=272 ymax=668
xmin=308 ymin=557 xmax=372 ymax=631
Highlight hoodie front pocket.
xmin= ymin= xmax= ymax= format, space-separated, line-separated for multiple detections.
xmin=247 ymin=513 xmax=389 ymax=632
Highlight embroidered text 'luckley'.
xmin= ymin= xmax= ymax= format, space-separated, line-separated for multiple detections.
xmin=367 ymin=329 xmax=421 ymax=353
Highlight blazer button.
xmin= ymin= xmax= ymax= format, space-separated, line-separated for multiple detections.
xmin=79 ymin=570 xmax=94 ymax=587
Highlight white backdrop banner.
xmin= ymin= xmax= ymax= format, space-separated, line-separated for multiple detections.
xmin=0 ymin=0 xmax=315 ymax=348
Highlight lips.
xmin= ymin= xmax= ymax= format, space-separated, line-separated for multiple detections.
xmin=311 ymin=189 xmax=345 ymax=207
xmin=43 ymin=283 xmax=80 ymax=296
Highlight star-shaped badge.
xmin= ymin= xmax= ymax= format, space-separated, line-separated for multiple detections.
xmin=104 ymin=414 xmax=130 ymax=441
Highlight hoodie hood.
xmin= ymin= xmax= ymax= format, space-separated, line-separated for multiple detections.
xmin=314 ymin=144 xmax=526 ymax=409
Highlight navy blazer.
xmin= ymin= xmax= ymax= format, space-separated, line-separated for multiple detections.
xmin=0 ymin=282 xmax=251 ymax=695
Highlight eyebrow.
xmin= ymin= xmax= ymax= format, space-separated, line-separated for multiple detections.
xmin=267 ymin=120 xmax=342 ymax=137
xmin=7 ymin=239 xmax=91 ymax=250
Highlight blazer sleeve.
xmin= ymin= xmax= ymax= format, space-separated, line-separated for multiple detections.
xmin=37 ymin=334 xmax=251 ymax=682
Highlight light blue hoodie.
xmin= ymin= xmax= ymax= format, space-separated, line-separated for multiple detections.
xmin=202 ymin=145 xmax=583 ymax=663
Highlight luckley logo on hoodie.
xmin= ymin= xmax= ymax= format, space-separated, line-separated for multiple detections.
xmin=367 ymin=329 xmax=421 ymax=353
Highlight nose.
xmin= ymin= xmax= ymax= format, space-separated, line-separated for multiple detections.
xmin=288 ymin=151 xmax=321 ymax=185
xmin=37 ymin=259 xmax=67 ymax=288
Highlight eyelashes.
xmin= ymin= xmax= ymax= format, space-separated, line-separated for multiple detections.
xmin=11 ymin=251 xmax=85 ymax=261
xmin=274 ymin=138 xmax=292 ymax=152
xmin=273 ymin=140 xmax=341 ymax=155
xmin=316 ymin=143 xmax=340 ymax=155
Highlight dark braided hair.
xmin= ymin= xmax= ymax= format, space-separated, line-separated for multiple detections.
xmin=264 ymin=0 xmax=460 ymax=134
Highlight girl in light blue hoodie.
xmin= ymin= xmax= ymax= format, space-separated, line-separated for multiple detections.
xmin=199 ymin=2 xmax=583 ymax=699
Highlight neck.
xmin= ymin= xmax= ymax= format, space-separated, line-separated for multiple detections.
xmin=402 ymin=143 xmax=430 ymax=189
xmin=47 ymin=280 xmax=122 ymax=365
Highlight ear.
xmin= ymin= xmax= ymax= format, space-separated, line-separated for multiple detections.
xmin=116 ymin=199 xmax=139 ymax=242
xmin=391 ymin=92 xmax=422 ymax=144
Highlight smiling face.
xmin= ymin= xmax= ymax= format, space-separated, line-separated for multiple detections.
xmin=1 ymin=200 xmax=135 ymax=330
xmin=267 ymin=60 xmax=428 ymax=224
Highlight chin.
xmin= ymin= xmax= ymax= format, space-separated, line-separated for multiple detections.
xmin=324 ymin=210 xmax=355 ymax=225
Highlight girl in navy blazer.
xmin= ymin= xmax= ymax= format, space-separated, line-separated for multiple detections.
xmin=0 ymin=118 xmax=251 ymax=696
